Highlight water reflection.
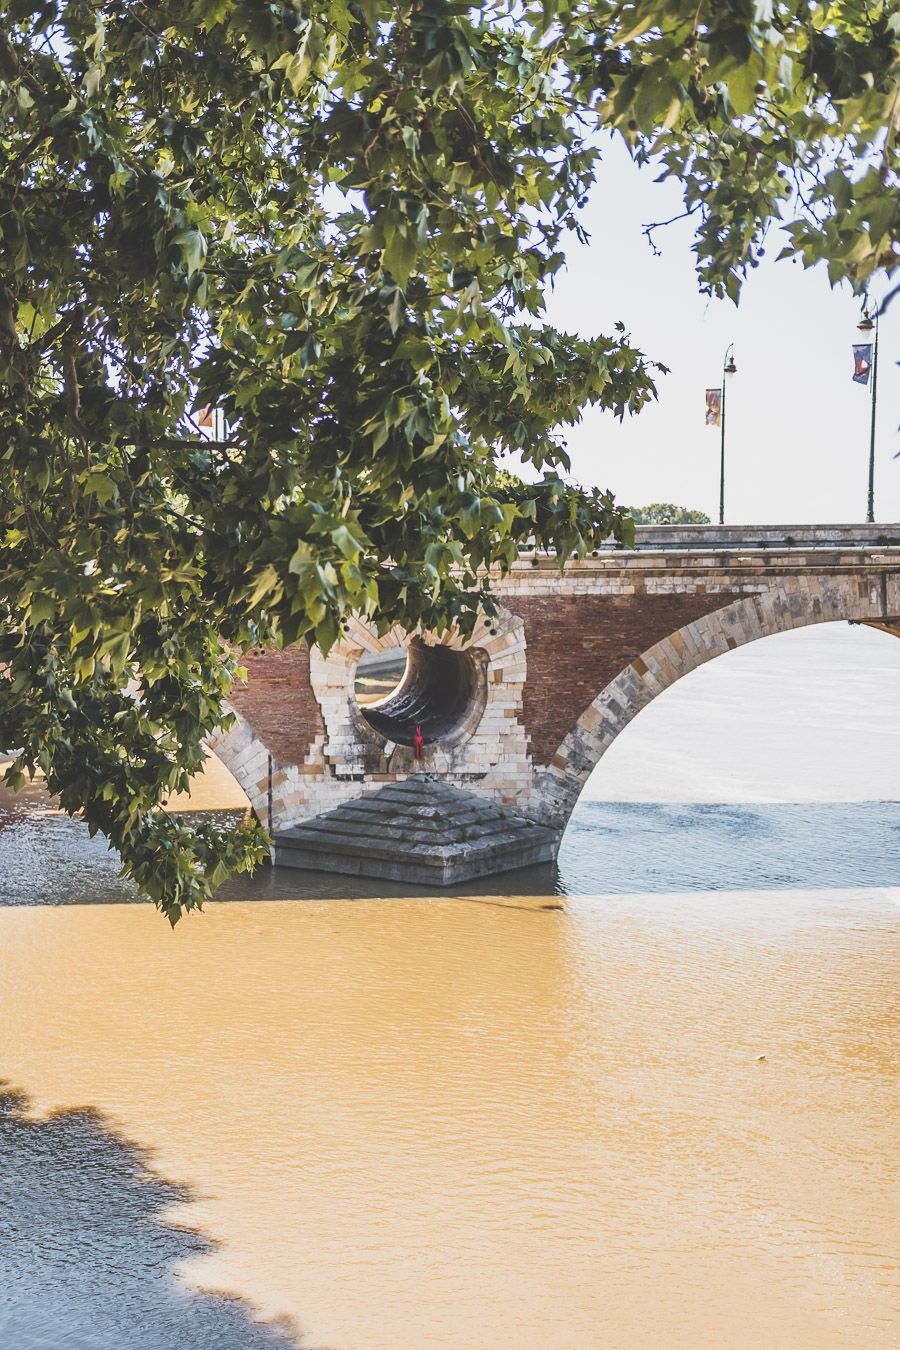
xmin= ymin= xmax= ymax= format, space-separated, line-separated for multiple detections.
xmin=557 ymin=799 xmax=900 ymax=895
xmin=0 ymin=779 xmax=247 ymax=906
xmin=2 ymin=776 xmax=897 ymax=906
xmin=0 ymin=1087 xmax=299 ymax=1350
xmin=220 ymin=799 xmax=900 ymax=901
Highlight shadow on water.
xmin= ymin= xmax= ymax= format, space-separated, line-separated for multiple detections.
xmin=0 ymin=1087 xmax=304 ymax=1350
xmin=0 ymin=778 xmax=897 ymax=904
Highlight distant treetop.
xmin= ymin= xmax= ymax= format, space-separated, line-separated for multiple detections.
xmin=625 ymin=505 xmax=712 ymax=525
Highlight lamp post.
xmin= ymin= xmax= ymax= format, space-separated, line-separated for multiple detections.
xmin=719 ymin=343 xmax=737 ymax=526
xmin=857 ymin=306 xmax=879 ymax=523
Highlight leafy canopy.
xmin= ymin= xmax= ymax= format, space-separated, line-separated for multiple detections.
xmin=0 ymin=1 xmax=896 ymax=921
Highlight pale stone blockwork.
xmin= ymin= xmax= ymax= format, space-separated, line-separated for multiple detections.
xmin=216 ymin=608 xmax=536 ymax=834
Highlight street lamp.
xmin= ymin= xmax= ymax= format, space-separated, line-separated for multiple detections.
xmin=857 ymin=305 xmax=879 ymax=523
xmin=719 ymin=343 xmax=737 ymax=526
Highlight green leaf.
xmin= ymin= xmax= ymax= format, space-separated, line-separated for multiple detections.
xmin=382 ymin=227 xmax=418 ymax=287
xmin=332 ymin=524 xmax=363 ymax=560
xmin=29 ymin=593 xmax=56 ymax=624
xmin=173 ymin=228 xmax=206 ymax=276
xmin=245 ymin=565 xmax=280 ymax=607
xmin=387 ymin=287 xmax=404 ymax=334
xmin=83 ymin=64 xmax=102 ymax=99
xmin=288 ymin=540 xmax=315 ymax=573
xmin=84 ymin=470 xmax=119 ymax=503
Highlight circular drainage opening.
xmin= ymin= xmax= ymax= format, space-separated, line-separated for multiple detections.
xmin=354 ymin=638 xmax=485 ymax=746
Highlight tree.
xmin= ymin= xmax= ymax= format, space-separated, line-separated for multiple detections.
xmin=626 ymin=504 xmax=711 ymax=524
xmin=1 ymin=2 xmax=896 ymax=921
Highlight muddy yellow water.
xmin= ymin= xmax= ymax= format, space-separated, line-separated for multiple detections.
xmin=2 ymin=886 xmax=899 ymax=1349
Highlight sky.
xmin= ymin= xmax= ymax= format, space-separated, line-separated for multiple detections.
xmin=537 ymin=137 xmax=899 ymax=526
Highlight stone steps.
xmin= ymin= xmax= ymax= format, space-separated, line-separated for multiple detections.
xmin=273 ymin=778 xmax=559 ymax=885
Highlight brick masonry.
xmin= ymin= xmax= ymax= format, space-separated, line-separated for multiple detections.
xmin=505 ymin=592 xmax=744 ymax=765
xmin=227 ymin=646 xmax=324 ymax=769
xmin=209 ymin=532 xmax=900 ymax=843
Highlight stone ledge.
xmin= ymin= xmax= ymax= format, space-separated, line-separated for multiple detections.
xmin=273 ymin=779 xmax=560 ymax=886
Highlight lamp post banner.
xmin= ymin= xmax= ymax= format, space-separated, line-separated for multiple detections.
xmin=705 ymin=388 xmax=722 ymax=425
xmin=852 ymin=344 xmax=873 ymax=384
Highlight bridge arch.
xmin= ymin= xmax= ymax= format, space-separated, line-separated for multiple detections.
xmin=531 ymin=577 xmax=899 ymax=831
xmin=205 ymin=705 xmax=275 ymax=827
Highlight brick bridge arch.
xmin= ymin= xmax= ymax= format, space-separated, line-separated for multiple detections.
xmin=531 ymin=583 xmax=899 ymax=832
xmin=210 ymin=525 xmax=900 ymax=880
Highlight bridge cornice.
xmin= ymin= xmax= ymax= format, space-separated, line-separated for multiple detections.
xmin=503 ymin=523 xmax=900 ymax=578
xmin=503 ymin=549 xmax=900 ymax=581
xmin=620 ymin=522 xmax=900 ymax=549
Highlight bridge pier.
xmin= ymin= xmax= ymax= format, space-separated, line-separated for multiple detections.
xmin=273 ymin=778 xmax=559 ymax=886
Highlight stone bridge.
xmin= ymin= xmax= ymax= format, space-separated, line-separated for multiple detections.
xmin=210 ymin=524 xmax=900 ymax=884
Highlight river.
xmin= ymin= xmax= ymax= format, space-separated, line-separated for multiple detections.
xmin=1 ymin=623 xmax=898 ymax=1348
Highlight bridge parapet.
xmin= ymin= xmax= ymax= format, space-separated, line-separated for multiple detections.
xmin=624 ymin=523 xmax=900 ymax=550
xmin=507 ymin=546 xmax=900 ymax=610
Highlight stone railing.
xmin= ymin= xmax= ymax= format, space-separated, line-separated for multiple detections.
xmin=627 ymin=523 xmax=900 ymax=550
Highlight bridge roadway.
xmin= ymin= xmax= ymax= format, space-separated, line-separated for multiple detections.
xmin=209 ymin=525 xmax=900 ymax=884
